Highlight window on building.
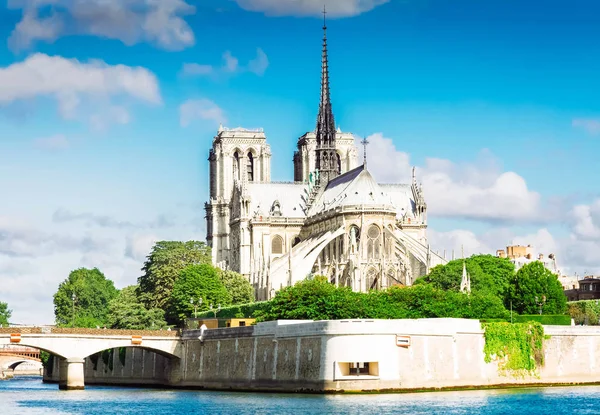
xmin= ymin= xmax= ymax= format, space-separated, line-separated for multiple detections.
xmin=239 ymin=321 xmax=246 ymax=327
xmin=233 ymin=151 xmax=240 ymax=181
xmin=336 ymin=153 xmax=341 ymax=173
xmin=349 ymin=362 xmax=370 ymax=375
xmin=272 ymin=235 xmax=283 ymax=254
xmin=367 ymin=225 xmax=381 ymax=259
xmin=247 ymin=152 xmax=254 ymax=181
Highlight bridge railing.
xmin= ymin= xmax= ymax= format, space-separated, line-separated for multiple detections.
xmin=0 ymin=327 xmax=181 ymax=337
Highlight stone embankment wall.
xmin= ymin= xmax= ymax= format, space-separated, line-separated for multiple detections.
xmin=43 ymin=319 xmax=600 ymax=392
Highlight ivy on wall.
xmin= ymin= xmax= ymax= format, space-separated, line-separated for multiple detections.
xmin=482 ymin=322 xmax=546 ymax=377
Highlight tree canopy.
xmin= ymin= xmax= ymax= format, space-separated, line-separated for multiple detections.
xmin=219 ymin=269 xmax=254 ymax=305
xmin=508 ymin=261 xmax=567 ymax=315
xmin=53 ymin=268 xmax=119 ymax=327
xmin=254 ymin=277 xmax=509 ymax=322
xmin=107 ymin=285 xmax=167 ymax=330
xmin=0 ymin=302 xmax=11 ymax=326
xmin=137 ymin=241 xmax=212 ymax=309
xmin=168 ymin=264 xmax=232 ymax=324
xmin=414 ymin=254 xmax=515 ymax=302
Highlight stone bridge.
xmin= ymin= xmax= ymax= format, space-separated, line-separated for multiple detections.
xmin=0 ymin=327 xmax=182 ymax=390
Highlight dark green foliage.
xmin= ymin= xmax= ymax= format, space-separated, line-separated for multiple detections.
xmin=118 ymin=347 xmax=127 ymax=366
xmin=255 ymin=278 xmax=510 ymax=322
xmin=508 ymin=262 xmax=567 ymax=315
xmin=169 ymin=264 xmax=232 ymax=324
xmin=195 ymin=302 xmax=270 ymax=319
xmin=138 ymin=241 xmax=212 ymax=310
xmin=415 ymin=254 xmax=515 ymax=302
xmin=567 ymin=301 xmax=600 ymax=325
xmin=53 ymin=268 xmax=119 ymax=328
xmin=513 ymin=314 xmax=571 ymax=325
xmin=482 ymin=322 xmax=545 ymax=376
xmin=107 ymin=285 xmax=167 ymax=330
xmin=219 ymin=270 xmax=254 ymax=305
xmin=0 ymin=302 xmax=11 ymax=326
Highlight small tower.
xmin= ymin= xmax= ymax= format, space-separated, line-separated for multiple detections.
xmin=460 ymin=246 xmax=471 ymax=294
xmin=411 ymin=167 xmax=427 ymax=223
xmin=315 ymin=7 xmax=339 ymax=186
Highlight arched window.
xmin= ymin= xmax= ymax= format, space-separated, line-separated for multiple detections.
xmin=336 ymin=153 xmax=341 ymax=173
xmin=272 ymin=235 xmax=283 ymax=254
xmin=366 ymin=267 xmax=378 ymax=291
xmin=247 ymin=152 xmax=254 ymax=182
xmin=367 ymin=225 xmax=381 ymax=259
xmin=233 ymin=151 xmax=240 ymax=181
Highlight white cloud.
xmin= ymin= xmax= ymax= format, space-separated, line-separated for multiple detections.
xmin=248 ymin=48 xmax=270 ymax=76
xmin=358 ymin=133 xmax=543 ymax=223
xmin=182 ymin=48 xmax=269 ymax=78
xmin=33 ymin=134 xmax=70 ymax=150
xmin=233 ymin=0 xmax=389 ymax=17
xmin=8 ymin=0 xmax=196 ymax=51
xmin=125 ymin=234 xmax=158 ymax=262
xmin=179 ymin=99 xmax=227 ymax=127
xmin=572 ymin=118 xmax=600 ymax=136
xmin=569 ymin=199 xmax=600 ymax=240
xmin=0 ymin=53 xmax=160 ymax=126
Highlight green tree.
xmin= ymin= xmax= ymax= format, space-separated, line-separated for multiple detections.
xmin=508 ymin=261 xmax=567 ymax=315
xmin=53 ymin=268 xmax=119 ymax=327
xmin=255 ymin=277 xmax=365 ymax=321
xmin=107 ymin=285 xmax=168 ymax=330
xmin=415 ymin=254 xmax=515 ymax=302
xmin=0 ymin=302 xmax=12 ymax=326
xmin=255 ymin=277 xmax=509 ymax=322
xmin=168 ymin=264 xmax=232 ymax=324
xmin=138 ymin=241 xmax=212 ymax=309
xmin=219 ymin=269 xmax=254 ymax=304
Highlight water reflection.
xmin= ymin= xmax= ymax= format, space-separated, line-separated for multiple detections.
xmin=2 ymin=377 xmax=600 ymax=415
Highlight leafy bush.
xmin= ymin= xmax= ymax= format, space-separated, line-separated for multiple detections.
xmin=195 ymin=301 xmax=270 ymax=319
xmin=567 ymin=301 xmax=600 ymax=325
xmin=254 ymin=278 xmax=510 ymax=322
xmin=513 ymin=314 xmax=571 ymax=325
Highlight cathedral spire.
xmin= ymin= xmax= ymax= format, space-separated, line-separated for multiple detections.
xmin=315 ymin=5 xmax=339 ymax=186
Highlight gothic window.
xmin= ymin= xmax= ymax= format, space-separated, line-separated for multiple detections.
xmin=348 ymin=225 xmax=360 ymax=254
xmin=271 ymin=235 xmax=283 ymax=255
xmin=366 ymin=267 xmax=378 ymax=291
xmin=367 ymin=225 xmax=381 ymax=259
xmin=247 ymin=152 xmax=254 ymax=181
xmin=336 ymin=153 xmax=341 ymax=173
xmin=233 ymin=151 xmax=240 ymax=181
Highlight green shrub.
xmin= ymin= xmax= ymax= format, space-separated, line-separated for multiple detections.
xmin=567 ymin=301 xmax=600 ymax=325
xmin=513 ymin=314 xmax=571 ymax=325
xmin=194 ymin=301 xmax=270 ymax=319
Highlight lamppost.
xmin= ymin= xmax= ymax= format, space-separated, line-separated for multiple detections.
xmin=535 ymin=295 xmax=546 ymax=315
xmin=71 ymin=293 xmax=76 ymax=328
xmin=209 ymin=303 xmax=221 ymax=318
xmin=190 ymin=297 xmax=203 ymax=318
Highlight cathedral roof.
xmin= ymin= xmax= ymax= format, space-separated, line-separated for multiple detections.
xmin=247 ymin=182 xmax=306 ymax=218
xmin=307 ymin=164 xmax=398 ymax=216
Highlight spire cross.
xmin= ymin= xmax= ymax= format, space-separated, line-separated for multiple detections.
xmin=361 ymin=136 xmax=369 ymax=165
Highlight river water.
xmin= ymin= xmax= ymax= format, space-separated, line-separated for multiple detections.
xmin=1 ymin=376 xmax=599 ymax=414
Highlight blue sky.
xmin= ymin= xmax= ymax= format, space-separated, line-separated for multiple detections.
xmin=1 ymin=0 xmax=600 ymax=324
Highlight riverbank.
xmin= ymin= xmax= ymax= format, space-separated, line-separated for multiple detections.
xmin=42 ymin=318 xmax=600 ymax=393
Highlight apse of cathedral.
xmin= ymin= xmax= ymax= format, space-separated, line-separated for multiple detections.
xmin=205 ymin=17 xmax=447 ymax=301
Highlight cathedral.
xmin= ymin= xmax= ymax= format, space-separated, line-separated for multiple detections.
xmin=205 ymin=20 xmax=446 ymax=300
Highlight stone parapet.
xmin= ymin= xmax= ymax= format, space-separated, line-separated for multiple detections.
xmin=0 ymin=327 xmax=181 ymax=337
